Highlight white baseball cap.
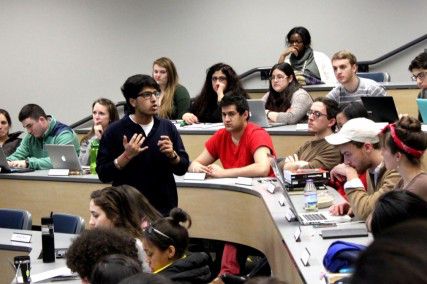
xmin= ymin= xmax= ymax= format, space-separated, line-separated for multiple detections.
xmin=325 ymin=117 xmax=380 ymax=145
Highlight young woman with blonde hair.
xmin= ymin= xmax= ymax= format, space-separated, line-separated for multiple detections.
xmin=153 ymin=57 xmax=190 ymax=119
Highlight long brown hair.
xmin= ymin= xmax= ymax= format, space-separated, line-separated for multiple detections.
xmin=153 ymin=57 xmax=179 ymax=118
xmin=81 ymin=98 xmax=119 ymax=143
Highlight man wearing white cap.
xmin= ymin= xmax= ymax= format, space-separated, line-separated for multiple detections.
xmin=325 ymin=117 xmax=400 ymax=220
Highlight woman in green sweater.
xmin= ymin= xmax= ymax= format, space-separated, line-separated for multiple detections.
xmin=153 ymin=57 xmax=191 ymax=120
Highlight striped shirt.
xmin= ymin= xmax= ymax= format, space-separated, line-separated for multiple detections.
xmin=326 ymin=77 xmax=387 ymax=105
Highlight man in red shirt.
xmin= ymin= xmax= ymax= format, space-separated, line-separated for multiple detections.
xmin=189 ymin=94 xmax=276 ymax=177
xmin=189 ymin=94 xmax=276 ymax=279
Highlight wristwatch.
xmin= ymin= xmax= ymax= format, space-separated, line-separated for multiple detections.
xmin=25 ymin=159 xmax=29 ymax=168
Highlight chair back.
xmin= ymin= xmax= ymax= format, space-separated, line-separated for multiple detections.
xmin=0 ymin=208 xmax=32 ymax=230
xmin=52 ymin=213 xmax=85 ymax=234
xmin=357 ymin=72 xmax=391 ymax=82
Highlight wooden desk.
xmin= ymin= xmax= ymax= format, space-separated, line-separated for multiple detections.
xmin=0 ymin=173 xmax=302 ymax=283
xmin=249 ymin=82 xmax=420 ymax=117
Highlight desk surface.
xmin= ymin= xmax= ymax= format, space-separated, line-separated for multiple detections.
xmin=0 ymin=228 xmax=79 ymax=283
xmin=0 ymin=172 xmax=372 ymax=283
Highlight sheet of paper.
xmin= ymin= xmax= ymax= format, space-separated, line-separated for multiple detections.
xmin=183 ymin=172 xmax=206 ymax=180
xmin=18 ymin=266 xmax=77 ymax=283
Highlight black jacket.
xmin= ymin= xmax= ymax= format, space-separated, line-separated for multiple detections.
xmin=96 ymin=116 xmax=189 ymax=216
xmin=159 ymin=252 xmax=212 ymax=284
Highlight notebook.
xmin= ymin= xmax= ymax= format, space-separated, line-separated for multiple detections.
xmin=248 ymin=99 xmax=285 ymax=128
xmin=269 ymin=155 xmax=351 ymax=225
xmin=361 ymin=96 xmax=399 ymax=123
xmin=0 ymin=148 xmax=34 ymax=173
xmin=46 ymin=144 xmax=82 ymax=172
xmin=416 ymin=99 xmax=427 ymax=122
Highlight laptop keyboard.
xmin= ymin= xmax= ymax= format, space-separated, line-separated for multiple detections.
xmin=302 ymin=213 xmax=327 ymax=221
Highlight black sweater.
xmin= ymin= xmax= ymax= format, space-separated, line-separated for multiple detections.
xmin=159 ymin=252 xmax=212 ymax=284
xmin=96 ymin=116 xmax=189 ymax=215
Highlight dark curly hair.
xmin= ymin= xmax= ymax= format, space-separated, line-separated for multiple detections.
xmin=191 ymin=63 xmax=248 ymax=121
xmin=91 ymin=254 xmax=142 ymax=284
xmin=143 ymin=207 xmax=191 ymax=259
xmin=66 ymin=228 xmax=140 ymax=280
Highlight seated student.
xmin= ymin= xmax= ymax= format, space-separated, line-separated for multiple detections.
xmin=0 ymin=109 xmax=22 ymax=156
xmin=330 ymin=102 xmax=368 ymax=197
xmin=326 ymin=117 xmax=400 ymax=220
xmin=335 ymin=101 xmax=368 ymax=131
xmin=189 ymin=94 xmax=276 ymax=177
xmin=119 ymin=272 xmax=173 ymax=284
xmin=91 ymin=254 xmax=142 ymax=284
xmin=142 ymin=208 xmax=211 ymax=283
xmin=182 ymin=63 xmax=248 ymax=125
xmin=189 ymin=94 xmax=275 ymax=278
xmin=277 ymin=26 xmax=335 ymax=85
xmin=408 ymin=51 xmax=427 ymax=122
xmin=262 ymin=63 xmax=313 ymax=124
xmin=368 ymin=190 xmax=427 ymax=238
xmin=350 ymin=220 xmax=427 ymax=284
xmin=7 ymin=104 xmax=79 ymax=170
xmin=79 ymin=98 xmax=119 ymax=165
xmin=66 ymin=228 xmax=140 ymax=284
xmin=279 ymin=97 xmax=341 ymax=171
xmin=326 ymin=50 xmax=387 ymax=105
xmin=152 ymin=57 xmax=191 ymax=120
xmin=380 ymin=116 xmax=427 ymax=201
xmin=90 ymin=185 xmax=162 ymax=272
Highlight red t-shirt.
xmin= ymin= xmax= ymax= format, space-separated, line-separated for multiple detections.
xmin=205 ymin=122 xmax=276 ymax=176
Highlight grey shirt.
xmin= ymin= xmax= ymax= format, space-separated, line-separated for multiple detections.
xmin=262 ymin=88 xmax=313 ymax=125
xmin=326 ymin=77 xmax=387 ymax=105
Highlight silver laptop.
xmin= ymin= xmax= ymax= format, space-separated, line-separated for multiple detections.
xmin=269 ymin=155 xmax=351 ymax=225
xmin=248 ymin=99 xmax=285 ymax=128
xmin=0 ymin=148 xmax=34 ymax=173
xmin=46 ymin=144 xmax=82 ymax=172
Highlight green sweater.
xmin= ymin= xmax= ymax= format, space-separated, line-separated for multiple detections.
xmin=8 ymin=117 xmax=80 ymax=170
xmin=171 ymin=84 xmax=191 ymax=119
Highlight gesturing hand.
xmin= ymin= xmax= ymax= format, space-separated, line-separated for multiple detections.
xmin=122 ymin=134 xmax=148 ymax=159
xmin=157 ymin=135 xmax=175 ymax=159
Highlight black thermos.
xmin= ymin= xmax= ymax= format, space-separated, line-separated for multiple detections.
xmin=41 ymin=216 xmax=55 ymax=263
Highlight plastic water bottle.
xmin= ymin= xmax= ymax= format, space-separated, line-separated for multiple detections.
xmin=304 ymin=179 xmax=318 ymax=211
xmin=89 ymin=139 xmax=100 ymax=175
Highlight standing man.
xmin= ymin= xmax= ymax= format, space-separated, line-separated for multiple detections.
xmin=325 ymin=117 xmax=400 ymax=220
xmin=96 ymin=74 xmax=189 ymax=216
xmin=280 ymin=97 xmax=341 ymax=171
xmin=408 ymin=52 xmax=427 ymax=121
xmin=189 ymin=94 xmax=275 ymax=177
xmin=7 ymin=104 xmax=79 ymax=170
xmin=326 ymin=50 xmax=387 ymax=105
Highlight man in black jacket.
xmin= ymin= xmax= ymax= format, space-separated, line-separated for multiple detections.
xmin=97 ymin=74 xmax=189 ymax=216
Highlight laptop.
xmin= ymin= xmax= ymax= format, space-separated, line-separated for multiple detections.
xmin=416 ymin=99 xmax=427 ymax=122
xmin=248 ymin=99 xmax=285 ymax=128
xmin=269 ymin=155 xmax=351 ymax=225
xmin=361 ymin=96 xmax=399 ymax=123
xmin=0 ymin=148 xmax=34 ymax=173
xmin=46 ymin=144 xmax=82 ymax=172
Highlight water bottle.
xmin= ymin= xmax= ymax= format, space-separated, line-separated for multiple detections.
xmin=304 ymin=179 xmax=318 ymax=211
xmin=41 ymin=216 xmax=55 ymax=263
xmin=89 ymin=139 xmax=100 ymax=174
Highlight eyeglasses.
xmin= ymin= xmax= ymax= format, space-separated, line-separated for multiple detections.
xmin=307 ymin=110 xmax=328 ymax=119
xmin=411 ymin=71 xmax=426 ymax=81
xmin=269 ymin=75 xmax=288 ymax=81
xmin=212 ymin=76 xmax=227 ymax=83
xmin=287 ymin=40 xmax=303 ymax=46
xmin=138 ymin=91 xmax=161 ymax=100
xmin=144 ymin=226 xmax=173 ymax=242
